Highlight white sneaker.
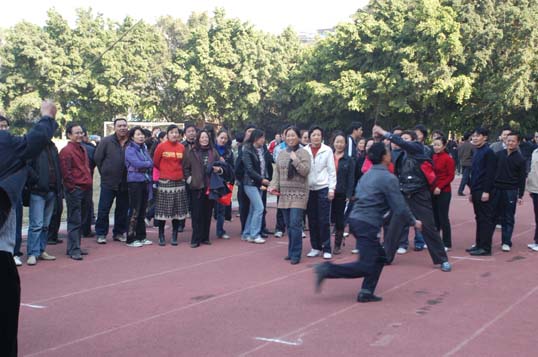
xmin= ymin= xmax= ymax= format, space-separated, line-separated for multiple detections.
xmin=532 ymin=245 xmax=538 ymax=252
xmin=39 ymin=252 xmax=56 ymax=260
xmin=343 ymin=232 xmax=349 ymax=237
xmin=306 ymin=249 xmax=321 ymax=257
xmin=501 ymin=244 xmax=511 ymax=252
xmin=97 ymin=236 xmax=107 ymax=244
xmin=27 ymin=256 xmax=37 ymax=265
xmin=274 ymin=231 xmax=283 ymax=238
xmin=221 ymin=234 xmax=230 ymax=240
xmin=496 ymin=224 xmax=502 ymax=230
xmin=527 ymin=243 xmax=538 ymax=249
xmin=253 ymin=237 xmax=266 ymax=244
xmin=140 ymin=239 xmax=153 ymax=245
xmin=351 ymin=249 xmax=359 ymax=254
xmin=302 ymin=231 xmax=306 ymax=238
xmin=126 ymin=241 xmax=143 ymax=248
xmin=246 ymin=237 xmax=255 ymax=243
xmin=445 ymin=247 xmax=451 ymax=252
xmin=423 ymin=244 xmax=428 ymax=249
xmin=323 ymin=252 xmax=332 ymax=259
xmin=397 ymin=247 xmax=407 ymax=255
xmin=14 ymin=256 xmax=22 ymax=266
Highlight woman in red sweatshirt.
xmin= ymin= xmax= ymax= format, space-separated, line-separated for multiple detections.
xmin=153 ymin=125 xmax=188 ymax=246
xmin=432 ymin=136 xmax=456 ymax=250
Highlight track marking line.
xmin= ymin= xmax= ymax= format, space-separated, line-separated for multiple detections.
xmin=25 ymin=267 xmax=312 ymax=356
xmin=443 ymin=284 xmax=538 ymax=356
xmin=21 ymin=303 xmax=47 ymax=309
xmin=28 ymin=245 xmax=283 ymax=305
xmin=254 ymin=337 xmax=303 ymax=346
xmin=451 ymin=256 xmax=494 ymax=262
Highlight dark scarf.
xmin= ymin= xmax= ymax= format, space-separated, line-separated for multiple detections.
xmin=287 ymin=144 xmax=301 ymax=179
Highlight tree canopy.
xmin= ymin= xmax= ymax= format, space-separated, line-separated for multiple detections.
xmin=1 ymin=1 xmax=537 ymax=136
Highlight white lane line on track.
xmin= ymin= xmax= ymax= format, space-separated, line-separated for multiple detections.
xmin=443 ymin=284 xmax=538 ymax=356
xmin=25 ymin=267 xmax=313 ymax=356
xmin=254 ymin=337 xmax=303 ymax=346
xmin=21 ymin=303 xmax=47 ymax=309
xmin=28 ymin=244 xmax=283 ymax=305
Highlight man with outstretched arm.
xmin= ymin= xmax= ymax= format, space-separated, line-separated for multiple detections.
xmin=314 ymin=143 xmax=422 ymax=303
xmin=0 ymin=101 xmax=58 ymax=357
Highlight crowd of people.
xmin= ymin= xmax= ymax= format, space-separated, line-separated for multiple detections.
xmin=2 ymin=101 xmax=538 ymax=355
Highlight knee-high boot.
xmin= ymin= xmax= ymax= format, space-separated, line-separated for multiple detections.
xmin=158 ymin=220 xmax=166 ymax=246
xmin=171 ymin=220 xmax=179 ymax=246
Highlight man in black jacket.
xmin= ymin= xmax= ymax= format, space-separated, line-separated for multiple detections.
xmin=0 ymin=101 xmax=58 ymax=357
xmin=373 ymin=125 xmax=451 ymax=271
xmin=25 ymin=140 xmax=62 ymax=265
xmin=492 ymin=132 xmax=527 ymax=252
xmin=94 ymin=118 xmax=129 ymax=244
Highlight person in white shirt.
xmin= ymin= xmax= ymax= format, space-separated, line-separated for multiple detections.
xmin=305 ymin=126 xmax=337 ymax=259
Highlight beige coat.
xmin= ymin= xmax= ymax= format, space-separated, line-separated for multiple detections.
xmin=270 ymin=148 xmax=311 ymax=210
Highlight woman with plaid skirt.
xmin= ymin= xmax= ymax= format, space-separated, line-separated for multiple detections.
xmin=153 ymin=125 xmax=188 ymax=246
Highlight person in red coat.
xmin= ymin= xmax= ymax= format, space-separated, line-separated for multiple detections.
xmin=432 ymin=136 xmax=456 ymax=249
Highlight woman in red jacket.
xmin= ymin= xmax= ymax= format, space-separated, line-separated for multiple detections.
xmin=432 ymin=136 xmax=456 ymax=250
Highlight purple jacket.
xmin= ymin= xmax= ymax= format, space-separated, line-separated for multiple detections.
xmin=125 ymin=141 xmax=153 ymax=183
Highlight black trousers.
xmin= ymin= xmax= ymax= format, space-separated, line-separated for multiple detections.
xmin=47 ymin=193 xmax=63 ymax=241
xmin=237 ymin=183 xmax=250 ymax=232
xmin=404 ymin=189 xmax=448 ymax=264
xmin=433 ymin=191 xmax=452 ymax=248
xmin=127 ymin=182 xmax=148 ymax=243
xmin=260 ymin=189 xmax=268 ymax=234
xmin=191 ymin=189 xmax=215 ymax=245
xmin=81 ymin=186 xmax=94 ymax=236
xmin=324 ymin=220 xmax=386 ymax=295
xmin=0 ymin=251 xmax=19 ymax=357
xmin=307 ymin=188 xmax=332 ymax=253
xmin=471 ymin=190 xmax=496 ymax=251
xmin=65 ymin=188 xmax=91 ymax=256
xmin=331 ymin=193 xmax=347 ymax=231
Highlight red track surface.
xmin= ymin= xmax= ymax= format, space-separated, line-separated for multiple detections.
xmin=18 ymin=179 xmax=538 ymax=356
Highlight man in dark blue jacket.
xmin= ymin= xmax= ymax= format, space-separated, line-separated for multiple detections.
xmin=0 ymin=101 xmax=58 ymax=357
xmin=314 ymin=143 xmax=422 ymax=302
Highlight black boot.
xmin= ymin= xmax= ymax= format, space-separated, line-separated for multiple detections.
xmin=171 ymin=220 xmax=179 ymax=246
xmin=158 ymin=221 xmax=166 ymax=246
xmin=334 ymin=230 xmax=344 ymax=255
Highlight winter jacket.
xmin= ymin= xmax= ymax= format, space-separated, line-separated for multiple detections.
xmin=27 ymin=141 xmax=62 ymax=195
xmin=241 ymin=143 xmax=266 ymax=187
xmin=125 ymin=141 xmax=153 ymax=183
xmin=184 ymin=147 xmax=221 ymax=190
xmin=305 ymin=143 xmax=336 ymax=192
xmin=433 ymin=151 xmax=455 ymax=193
xmin=334 ymin=153 xmax=356 ymax=199
xmin=526 ymin=149 xmax=538 ymax=194
xmin=94 ymin=134 xmax=127 ymax=190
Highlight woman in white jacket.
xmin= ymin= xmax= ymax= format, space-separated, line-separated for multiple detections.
xmin=305 ymin=126 xmax=337 ymax=259
xmin=527 ymin=147 xmax=538 ymax=252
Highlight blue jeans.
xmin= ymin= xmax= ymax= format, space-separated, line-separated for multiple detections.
xmin=242 ymin=185 xmax=264 ymax=238
xmin=215 ymin=203 xmax=226 ymax=237
xmin=95 ymin=186 xmax=129 ymax=237
xmin=307 ymin=188 xmax=331 ymax=252
xmin=282 ymin=208 xmax=304 ymax=261
xmin=27 ymin=192 xmax=56 ymax=257
xmin=14 ymin=200 xmax=23 ymax=256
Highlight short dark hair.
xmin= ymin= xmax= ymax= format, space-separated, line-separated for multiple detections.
xmin=392 ymin=125 xmax=403 ymax=133
xmin=473 ymin=127 xmax=489 ymax=137
xmin=500 ymin=125 xmax=512 ymax=134
xmin=244 ymin=124 xmax=257 ymax=134
xmin=507 ymin=131 xmax=520 ymax=141
xmin=142 ymin=128 xmax=152 ymax=138
xmin=195 ymin=129 xmax=214 ymax=149
xmin=157 ymin=132 xmax=167 ymax=140
xmin=166 ymin=124 xmax=181 ymax=134
xmin=348 ymin=121 xmax=363 ymax=134
xmin=128 ymin=126 xmax=145 ymax=141
xmin=330 ymin=130 xmax=347 ymax=148
xmin=113 ymin=118 xmax=127 ymax=127
xmin=415 ymin=124 xmax=428 ymax=139
xmin=402 ymin=130 xmax=418 ymax=141
xmin=463 ymin=131 xmax=472 ymax=141
xmin=0 ymin=115 xmax=10 ymax=126
xmin=433 ymin=135 xmax=448 ymax=146
xmin=368 ymin=142 xmax=387 ymax=165
xmin=184 ymin=123 xmax=196 ymax=132
xmin=308 ymin=125 xmax=324 ymax=139
xmin=432 ymin=129 xmax=445 ymax=138
xmin=284 ymin=126 xmax=301 ymax=139
xmin=66 ymin=122 xmax=82 ymax=136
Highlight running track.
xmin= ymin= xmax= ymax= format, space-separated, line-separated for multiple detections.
xmin=18 ymin=180 xmax=538 ymax=356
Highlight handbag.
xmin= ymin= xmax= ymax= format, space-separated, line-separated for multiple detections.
xmin=217 ymin=183 xmax=234 ymax=206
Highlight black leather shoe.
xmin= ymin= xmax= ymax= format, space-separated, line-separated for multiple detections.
xmin=469 ymin=248 xmax=491 ymax=256
xmin=202 ymin=241 xmax=212 ymax=245
xmin=80 ymin=249 xmax=89 ymax=256
xmin=70 ymin=254 xmax=83 ymax=261
xmin=190 ymin=243 xmax=200 ymax=248
xmin=290 ymin=259 xmax=300 ymax=265
xmin=357 ymin=293 xmax=383 ymax=303
xmin=262 ymin=229 xmax=275 ymax=235
xmin=260 ymin=232 xmax=269 ymax=238
xmin=314 ymin=262 xmax=331 ymax=293
xmin=284 ymin=256 xmax=291 ymax=261
xmin=465 ymin=245 xmax=478 ymax=252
